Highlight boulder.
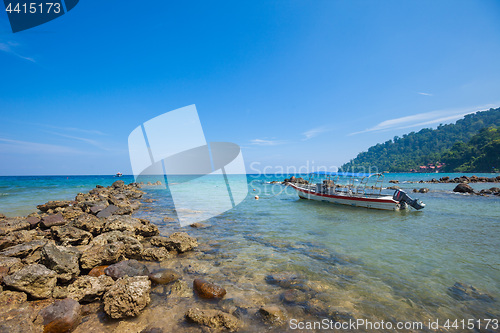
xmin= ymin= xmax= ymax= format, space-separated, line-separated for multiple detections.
xmin=103 ymin=276 xmax=151 ymax=319
xmin=36 ymin=298 xmax=81 ymax=333
xmin=419 ymin=188 xmax=429 ymax=193
xmin=63 ymin=275 xmax=114 ymax=303
xmin=440 ymin=176 xmax=450 ymax=182
xmin=96 ymin=205 xmax=118 ymax=218
xmin=80 ymin=242 xmax=125 ymax=270
xmin=185 ymin=308 xmax=240 ymax=331
xmin=453 ymin=183 xmax=475 ymax=194
xmin=150 ymin=232 xmax=198 ymax=253
xmin=3 ymin=263 xmax=57 ymax=299
xmin=71 ymin=214 xmax=105 ymax=235
xmin=112 ymin=180 xmax=125 ymax=189
xmin=258 ymin=305 xmax=287 ymax=326
xmin=88 ymin=265 xmax=108 ymax=277
xmin=104 ymin=260 xmax=149 ymax=280
xmin=40 ymin=213 xmax=67 ymax=229
xmin=51 ymin=226 xmax=92 ymax=246
xmin=141 ymin=247 xmax=172 ymax=261
xmin=56 ymin=206 xmax=84 ymax=221
xmin=37 ymin=201 xmax=73 ymax=212
xmin=0 ymin=229 xmax=38 ymax=251
xmin=91 ymin=231 xmax=143 ymax=259
xmin=41 ymin=244 xmax=80 ymax=283
xmin=0 ymin=239 xmax=47 ymax=259
xmin=0 ymin=218 xmax=30 ymax=236
xmin=103 ymin=216 xmax=159 ymax=238
xmin=26 ymin=216 xmax=41 ymax=229
xmin=0 ymin=256 xmax=23 ymax=274
xmin=148 ymin=269 xmax=181 ymax=285
xmin=193 ymin=279 xmax=226 ymax=299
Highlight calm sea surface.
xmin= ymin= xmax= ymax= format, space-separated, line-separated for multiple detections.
xmin=0 ymin=173 xmax=499 ymax=331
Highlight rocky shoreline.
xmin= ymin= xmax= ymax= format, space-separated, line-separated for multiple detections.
xmin=0 ymin=181 xmax=251 ymax=332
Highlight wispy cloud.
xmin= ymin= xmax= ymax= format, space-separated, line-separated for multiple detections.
xmin=302 ymin=126 xmax=329 ymax=141
xmin=0 ymin=42 xmax=35 ymax=63
xmin=0 ymin=138 xmax=81 ymax=154
xmin=417 ymin=92 xmax=433 ymax=96
xmin=350 ymin=103 xmax=499 ymax=135
xmin=45 ymin=131 xmax=111 ymax=150
xmin=250 ymin=138 xmax=287 ymax=146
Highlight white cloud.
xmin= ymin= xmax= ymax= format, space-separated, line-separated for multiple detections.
xmin=0 ymin=42 xmax=35 ymax=63
xmin=250 ymin=138 xmax=287 ymax=146
xmin=350 ymin=104 xmax=499 ymax=135
xmin=302 ymin=126 xmax=329 ymax=140
xmin=417 ymin=92 xmax=433 ymax=96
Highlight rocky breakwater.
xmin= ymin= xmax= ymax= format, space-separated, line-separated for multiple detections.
xmin=0 ymin=180 xmax=200 ymax=332
xmin=282 ymin=176 xmax=309 ymax=185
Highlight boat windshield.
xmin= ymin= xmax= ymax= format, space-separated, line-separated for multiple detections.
xmin=304 ymin=172 xmax=386 ymax=197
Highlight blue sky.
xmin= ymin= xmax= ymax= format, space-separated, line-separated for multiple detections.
xmin=1 ymin=0 xmax=499 ymax=175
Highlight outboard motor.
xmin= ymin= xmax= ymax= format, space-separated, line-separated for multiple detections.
xmin=393 ymin=189 xmax=426 ymax=210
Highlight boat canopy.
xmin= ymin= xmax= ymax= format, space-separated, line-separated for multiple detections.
xmin=310 ymin=171 xmax=374 ymax=178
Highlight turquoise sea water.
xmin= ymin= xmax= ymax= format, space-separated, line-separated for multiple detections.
xmin=1 ymin=173 xmax=499 ymax=331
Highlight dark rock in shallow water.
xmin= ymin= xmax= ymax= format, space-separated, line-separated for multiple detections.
xmin=40 ymin=213 xmax=67 ymax=229
xmin=103 ymin=276 xmax=151 ymax=319
xmin=258 ymin=305 xmax=287 ymax=326
xmin=104 ymin=259 xmax=149 ymax=280
xmin=51 ymin=226 xmax=92 ymax=246
xmin=453 ymin=183 xmax=475 ymax=194
xmin=149 ymin=268 xmax=181 ymax=285
xmin=3 ymin=263 xmax=57 ymax=299
xmin=41 ymin=244 xmax=80 ymax=283
xmin=185 ymin=307 xmax=241 ymax=331
xmin=193 ymin=278 xmax=226 ymax=299
xmin=448 ymin=282 xmax=495 ymax=302
xmin=419 ymin=188 xmax=429 ymax=193
xmin=265 ymin=271 xmax=302 ymax=288
xmin=0 ymin=213 xmax=5 ymax=219
xmin=36 ymin=298 xmax=81 ymax=333
xmin=280 ymin=289 xmax=311 ymax=304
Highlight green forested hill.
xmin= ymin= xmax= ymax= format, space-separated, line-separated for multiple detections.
xmin=341 ymin=107 xmax=500 ymax=173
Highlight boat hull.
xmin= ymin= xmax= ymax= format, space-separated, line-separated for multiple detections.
xmin=292 ymin=185 xmax=400 ymax=211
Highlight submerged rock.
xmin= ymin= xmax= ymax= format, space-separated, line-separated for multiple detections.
xmin=265 ymin=271 xmax=302 ymax=288
xmin=104 ymin=259 xmax=149 ymax=280
xmin=148 ymin=269 xmax=181 ymax=285
xmin=4 ymin=263 xmax=57 ymax=299
xmin=193 ymin=278 xmax=226 ymax=299
xmin=103 ymin=276 xmax=151 ymax=319
xmin=141 ymin=247 xmax=172 ymax=261
xmin=448 ymin=282 xmax=495 ymax=302
xmin=258 ymin=305 xmax=287 ymax=326
xmin=36 ymin=298 xmax=81 ymax=333
xmin=185 ymin=307 xmax=241 ymax=331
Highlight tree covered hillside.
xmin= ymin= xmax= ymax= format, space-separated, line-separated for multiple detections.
xmin=341 ymin=107 xmax=500 ymax=173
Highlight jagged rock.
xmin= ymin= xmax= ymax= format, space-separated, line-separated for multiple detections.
xmin=56 ymin=206 xmax=84 ymax=221
xmin=40 ymin=213 xmax=67 ymax=229
xmin=51 ymin=226 xmax=92 ymax=246
xmin=80 ymin=242 xmax=125 ymax=270
xmin=141 ymin=247 xmax=172 ymax=261
xmin=63 ymin=275 xmax=114 ymax=303
xmin=0 ymin=256 xmax=24 ymax=274
xmin=37 ymin=201 xmax=73 ymax=212
xmin=258 ymin=305 xmax=287 ymax=326
xmin=103 ymin=216 xmax=159 ymax=238
xmin=4 ymin=264 xmax=57 ymax=299
xmin=185 ymin=307 xmax=241 ymax=331
xmin=112 ymin=180 xmax=125 ymax=189
xmin=42 ymin=244 xmax=80 ymax=283
xmin=149 ymin=269 xmax=181 ymax=285
xmin=151 ymin=232 xmax=197 ymax=253
xmin=36 ymin=298 xmax=81 ymax=333
xmin=88 ymin=265 xmax=108 ymax=277
xmin=0 ymin=239 xmax=47 ymax=259
xmin=453 ymin=183 xmax=475 ymax=194
xmin=0 ymin=229 xmax=38 ymax=251
xmin=0 ymin=218 xmax=30 ymax=236
xmin=71 ymin=214 xmax=105 ymax=235
xmin=104 ymin=260 xmax=149 ymax=280
xmin=419 ymin=188 xmax=429 ymax=193
xmin=26 ymin=216 xmax=41 ymax=228
xmin=96 ymin=205 xmax=118 ymax=218
xmin=91 ymin=231 xmax=143 ymax=259
xmin=193 ymin=279 xmax=226 ymax=299
xmin=103 ymin=276 xmax=151 ymax=319
xmin=448 ymin=282 xmax=495 ymax=302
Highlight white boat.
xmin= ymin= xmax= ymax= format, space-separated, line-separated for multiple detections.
xmin=288 ymin=172 xmax=425 ymax=211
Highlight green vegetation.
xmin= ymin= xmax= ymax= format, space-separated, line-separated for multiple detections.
xmin=341 ymin=107 xmax=500 ymax=173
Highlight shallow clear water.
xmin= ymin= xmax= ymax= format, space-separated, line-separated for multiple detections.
xmin=1 ymin=173 xmax=499 ymax=331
